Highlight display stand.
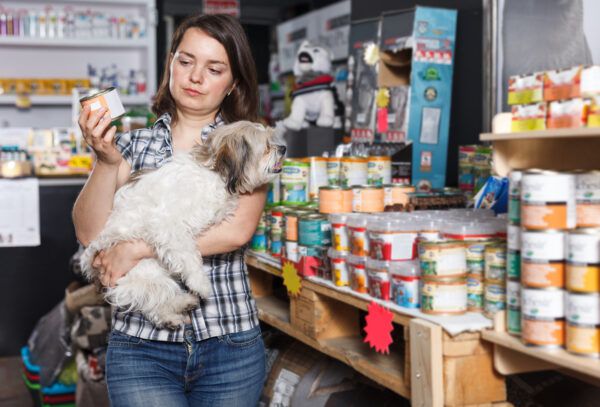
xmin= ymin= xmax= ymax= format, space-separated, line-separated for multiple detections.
xmin=246 ymin=253 xmax=509 ymax=406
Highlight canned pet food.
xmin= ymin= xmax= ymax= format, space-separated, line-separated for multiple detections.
xmin=567 ymin=323 xmax=600 ymax=357
xmin=484 ymin=283 xmax=507 ymax=317
xmin=567 ymin=292 xmax=600 ymax=325
xmin=319 ymin=186 xmax=352 ymax=214
xmin=421 ymin=276 xmax=468 ymax=315
xmin=352 ymin=185 xmax=385 ymax=213
xmin=348 ymin=254 xmax=368 ymax=293
xmin=367 ymin=156 xmax=392 ymax=186
xmin=285 ymin=211 xmax=299 ymax=242
xmin=298 ymin=244 xmax=323 ymax=259
xmin=368 ymin=218 xmax=418 ymax=261
xmin=566 ymin=293 xmax=600 ymax=358
xmin=507 ymin=280 xmax=521 ymax=308
xmin=521 ymin=230 xmax=565 ymax=288
xmin=522 ymin=287 xmax=565 ymax=319
xmin=466 ymin=239 xmax=498 ymax=276
xmin=267 ymin=175 xmax=281 ymax=205
xmin=341 ymin=157 xmax=368 ymax=187
xmin=80 ymin=87 xmax=126 ymax=121
xmin=485 ymin=244 xmax=507 ymax=283
xmin=366 ymin=259 xmax=391 ymax=301
xmin=507 ymin=307 xmax=522 ymax=336
xmin=566 ymin=228 xmax=600 ymax=293
xmin=507 ymin=224 xmax=521 ymax=280
xmin=298 ymin=214 xmax=331 ymax=247
xmin=522 ymin=316 xmax=565 ymax=348
xmin=251 ymin=229 xmax=267 ymax=253
xmin=329 ymin=213 xmax=350 ymax=252
xmin=467 ymin=275 xmax=484 ymax=311
xmin=348 ymin=215 xmax=370 ymax=257
xmin=305 ymin=157 xmax=328 ymax=200
xmin=282 ymin=160 xmax=310 ymax=205
xmin=521 ymin=171 xmax=576 ymax=230
xmin=285 ymin=240 xmax=299 ymax=262
xmin=575 ymin=171 xmax=600 ymax=228
xmin=270 ymin=207 xmax=285 ymax=235
xmin=384 ymin=184 xmax=415 ymax=207
xmin=508 ymin=170 xmax=523 ymax=224
xmin=418 ymin=241 xmax=467 ymax=278
xmin=270 ymin=235 xmax=282 ymax=257
xmin=329 ymin=249 xmax=349 ymax=287
xmin=327 ymin=157 xmax=341 ymax=186
xmin=390 ymin=260 xmax=420 ymax=308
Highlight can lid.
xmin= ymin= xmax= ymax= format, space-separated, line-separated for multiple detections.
xmin=569 ymin=227 xmax=600 ymax=235
xmin=351 ymin=184 xmax=382 ymax=190
xmin=300 ymin=213 xmax=327 ymax=221
xmin=329 ymin=213 xmax=349 ymax=223
xmin=79 ymin=87 xmax=115 ymax=103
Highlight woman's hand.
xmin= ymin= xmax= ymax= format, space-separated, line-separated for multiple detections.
xmin=93 ymin=240 xmax=154 ymax=287
xmin=78 ymin=105 xmax=122 ymax=166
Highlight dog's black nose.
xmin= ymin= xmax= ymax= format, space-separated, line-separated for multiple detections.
xmin=278 ymin=145 xmax=287 ymax=155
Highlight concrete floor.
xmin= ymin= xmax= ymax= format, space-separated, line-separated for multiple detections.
xmin=0 ymin=357 xmax=34 ymax=407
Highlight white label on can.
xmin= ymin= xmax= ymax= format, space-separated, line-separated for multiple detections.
xmin=369 ymin=231 xmax=418 ymax=261
xmin=352 ymin=188 xmax=362 ymax=211
xmin=521 ymin=231 xmax=565 ymax=261
xmin=522 ymin=288 xmax=565 ymax=319
xmin=422 ymin=282 xmax=467 ymax=312
xmin=509 ymin=170 xmax=523 ymax=196
xmin=507 ymin=280 xmax=521 ymax=307
xmin=522 ymin=173 xmax=575 ymax=203
xmin=567 ymin=231 xmax=600 ymax=264
xmin=576 ymin=173 xmax=600 ymax=203
xmin=566 ymin=293 xmax=600 ymax=325
xmin=342 ymin=161 xmax=368 ymax=187
xmin=309 ymin=160 xmax=328 ymax=199
xmin=384 ymin=187 xmax=393 ymax=206
xmin=285 ymin=241 xmax=299 ymax=262
xmin=507 ymin=224 xmax=521 ymax=251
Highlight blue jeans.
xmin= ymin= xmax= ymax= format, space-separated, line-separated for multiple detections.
xmin=105 ymin=325 xmax=266 ymax=406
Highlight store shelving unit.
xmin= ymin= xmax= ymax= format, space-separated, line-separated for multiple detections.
xmin=246 ymin=254 xmax=509 ymax=406
xmin=0 ymin=94 xmax=149 ymax=106
xmin=0 ymin=37 xmax=149 ymax=48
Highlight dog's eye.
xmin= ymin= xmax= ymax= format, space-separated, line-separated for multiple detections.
xmin=313 ymin=49 xmax=319 ymax=53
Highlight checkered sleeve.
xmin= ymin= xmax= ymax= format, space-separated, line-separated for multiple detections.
xmin=114 ymin=131 xmax=133 ymax=166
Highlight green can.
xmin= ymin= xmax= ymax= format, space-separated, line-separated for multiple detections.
xmin=507 ymin=224 xmax=521 ymax=280
xmin=298 ymin=214 xmax=331 ymax=246
xmin=507 ymin=306 xmax=522 ymax=336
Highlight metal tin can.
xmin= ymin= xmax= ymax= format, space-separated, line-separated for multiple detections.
xmin=567 ymin=292 xmax=600 ymax=325
xmin=507 ymin=280 xmax=521 ymax=308
xmin=340 ymin=157 xmax=368 ymax=187
xmin=304 ymin=157 xmax=328 ymax=201
xmin=485 ymin=243 xmax=507 ymax=283
xmin=484 ymin=283 xmax=507 ymax=317
xmin=250 ymin=229 xmax=267 ymax=253
xmin=329 ymin=249 xmax=349 ymax=287
xmin=507 ymin=306 xmax=522 ymax=336
xmin=366 ymin=259 xmax=391 ymax=301
xmin=575 ymin=171 xmax=600 ymax=228
xmin=508 ymin=170 xmax=523 ymax=224
xmin=285 ymin=211 xmax=299 ymax=242
xmin=319 ymin=186 xmax=352 ymax=214
xmin=467 ymin=275 xmax=484 ymax=311
xmin=270 ymin=235 xmax=282 ymax=257
xmin=327 ymin=157 xmax=341 ymax=186
xmin=267 ymin=175 xmax=281 ymax=206
xmin=298 ymin=214 xmax=331 ymax=246
xmin=566 ymin=323 xmax=600 ymax=358
xmin=348 ymin=254 xmax=368 ymax=294
xmin=521 ymin=230 xmax=565 ymax=288
xmin=521 ymin=170 xmax=576 ymax=230
xmin=329 ymin=213 xmax=350 ymax=252
xmin=465 ymin=240 xmax=497 ymax=276
xmin=566 ymin=228 xmax=600 ymax=293
xmin=418 ymin=241 xmax=467 ymax=278
xmin=383 ymin=184 xmax=415 ymax=207
xmin=367 ymin=155 xmax=392 ymax=186
xmin=522 ymin=316 xmax=565 ymax=348
xmin=421 ymin=276 xmax=468 ymax=315
xmin=522 ymin=287 xmax=565 ymax=319
xmin=352 ymin=185 xmax=384 ymax=213
xmin=80 ymin=87 xmax=125 ymax=121
xmin=507 ymin=223 xmax=521 ymax=280
xmin=285 ymin=240 xmax=299 ymax=262
xmin=270 ymin=207 xmax=285 ymax=236
xmin=282 ymin=160 xmax=310 ymax=205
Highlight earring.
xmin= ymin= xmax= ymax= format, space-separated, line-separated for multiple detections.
xmin=227 ymin=89 xmax=232 ymax=97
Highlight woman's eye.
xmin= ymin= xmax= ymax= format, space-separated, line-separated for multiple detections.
xmin=179 ymin=59 xmax=191 ymax=66
xmin=209 ymin=68 xmax=222 ymax=75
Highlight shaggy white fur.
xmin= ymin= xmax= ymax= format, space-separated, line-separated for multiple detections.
xmin=80 ymin=121 xmax=286 ymax=328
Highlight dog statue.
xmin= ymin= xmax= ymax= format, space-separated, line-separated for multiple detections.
xmin=80 ymin=121 xmax=286 ymax=328
xmin=283 ymin=41 xmax=336 ymax=130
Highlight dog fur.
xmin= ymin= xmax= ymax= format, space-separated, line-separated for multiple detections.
xmin=80 ymin=121 xmax=286 ymax=328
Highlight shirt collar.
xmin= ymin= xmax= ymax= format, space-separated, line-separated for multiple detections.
xmin=153 ymin=112 xmax=224 ymax=142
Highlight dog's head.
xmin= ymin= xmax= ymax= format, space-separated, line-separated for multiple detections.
xmin=293 ymin=40 xmax=332 ymax=78
xmin=193 ymin=121 xmax=286 ymax=194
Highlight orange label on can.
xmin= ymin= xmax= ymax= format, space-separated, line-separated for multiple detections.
xmin=567 ymin=325 xmax=600 ymax=355
xmin=566 ymin=264 xmax=600 ymax=292
xmin=523 ymin=319 xmax=565 ymax=346
xmin=577 ymin=204 xmax=600 ymax=228
xmin=319 ymin=189 xmax=352 ymax=214
xmin=286 ymin=215 xmax=298 ymax=241
xmin=522 ymin=203 xmax=567 ymax=229
xmin=81 ymin=94 xmax=109 ymax=111
xmin=522 ymin=261 xmax=565 ymax=288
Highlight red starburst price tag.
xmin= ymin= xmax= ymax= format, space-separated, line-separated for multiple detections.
xmin=363 ymin=301 xmax=394 ymax=354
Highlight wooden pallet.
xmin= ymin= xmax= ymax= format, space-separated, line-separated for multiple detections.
xmin=247 ymin=254 xmax=507 ymax=406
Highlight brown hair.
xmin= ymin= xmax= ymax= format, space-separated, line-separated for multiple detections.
xmin=152 ymin=14 xmax=259 ymax=123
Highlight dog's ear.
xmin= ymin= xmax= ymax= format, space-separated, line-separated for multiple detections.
xmin=213 ymin=134 xmax=251 ymax=194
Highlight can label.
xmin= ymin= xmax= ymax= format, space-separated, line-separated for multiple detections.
xmin=507 ymin=224 xmax=521 ymax=251
xmin=366 ymin=270 xmax=391 ymax=301
xmin=507 ymin=307 xmax=522 ymax=336
xmin=282 ymin=161 xmax=309 ymax=204
xmin=367 ymin=157 xmax=392 ymax=186
xmin=270 ymin=211 xmax=284 ymax=235
xmin=332 ymin=258 xmax=349 ymax=287
xmin=332 ymin=223 xmax=350 ymax=252
xmin=522 ymin=231 xmax=565 ymax=288
xmin=576 ymin=172 xmax=600 ymax=227
xmin=566 ymin=293 xmax=600 ymax=325
xmin=507 ymin=250 xmax=521 ymax=280
xmin=349 ymin=264 xmax=368 ymax=293
xmin=522 ymin=317 xmax=565 ymax=347
xmin=327 ymin=159 xmax=341 ymax=186
xmin=267 ymin=176 xmax=281 ymax=205
xmin=270 ymin=237 xmax=282 ymax=257
xmin=567 ymin=231 xmax=600 ymax=292
xmin=567 ymin=324 xmax=600 ymax=356
xmin=522 ymin=288 xmax=564 ymax=319
xmin=467 ymin=276 xmax=484 ymax=311
xmin=285 ymin=241 xmax=299 ymax=262
xmin=466 ymin=241 xmax=495 ymax=274
xmin=521 ymin=172 xmax=576 ymax=230
xmin=418 ymin=242 xmax=467 ymax=277
xmin=508 ymin=196 xmax=521 ymax=224
xmin=391 ymin=275 xmax=420 ymax=308
xmin=285 ymin=214 xmax=298 ymax=242
xmin=349 ymin=227 xmax=369 ymax=257
xmin=251 ymin=230 xmax=267 ymax=253
xmin=484 ymin=284 xmax=507 ymax=316
xmin=507 ymin=280 xmax=521 ymax=308
xmin=298 ymin=218 xmax=331 ymax=246
xmin=422 ymin=279 xmax=467 ymax=314
xmin=341 ymin=159 xmax=368 ymax=187
xmin=369 ymin=230 xmax=418 ymax=261
xmin=308 ymin=158 xmax=328 ymax=200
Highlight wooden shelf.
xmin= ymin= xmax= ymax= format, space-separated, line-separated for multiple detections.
xmin=255 ymin=296 xmax=409 ymax=398
xmin=480 ymin=127 xmax=600 ymax=141
xmin=0 ymin=37 xmax=148 ymax=48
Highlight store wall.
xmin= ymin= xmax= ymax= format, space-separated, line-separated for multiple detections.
xmin=351 ymin=0 xmax=484 ymax=187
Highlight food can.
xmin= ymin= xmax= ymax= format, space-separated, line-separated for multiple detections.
xmin=507 ymin=280 xmax=521 ymax=308
xmin=522 ymin=287 xmax=565 ymax=319
xmin=367 ymin=155 xmax=392 ymax=186
xmin=390 ymin=260 xmax=421 ymax=308
xmin=422 ymin=276 xmax=467 ymax=315
xmin=329 ymin=249 xmax=349 ymax=287
xmin=566 ymin=323 xmax=600 ymax=357
xmin=508 ymin=170 xmax=523 ymax=224
xmin=270 ymin=207 xmax=285 ymax=235
xmin=418 ymin=241 xmax=467 ymax=278
xmin=327 ymin=157 xmax=341 ymax=186
xmin=507 ymin=307 xmax=522 ymax=336
xmin=348 ymin=254 xmax=368 ymax=293
xmin=366 ymin=259 xmax=391 ymax=301
xmin=566 ymin=228 xmax=600 ymax=293
xmin=250 ymin=229 xmax=267 ymax=253
xmin=298 ymin=244 xmax=323 ymax=259
xmin=282 ymin=160 xmax=310 ymax=205
xmin=304 ymin=157 xmax=328 ymax=200
xmin=566 ymin=293 xmax=600 ymax=356
xmin=367 ymin=218 xmax=419 ymax=261
xmin=521 ymin=230 xmax=565 ymax=288
xmin=384 ymin=184 xmax=415 ymax=207
xmin=575 ymin=171 xmax=600 ymax=227
xmin=329 ymin=213 xmax=350 ymax=252
xmin=352 ymin=185 xmax=384 ymax=213
xmin=484 ymin=283 xmax=507 ymax=317
xmin=270 ymin=235 xmax=282 ymax=257
xmin=348 ymin=215 xmax=370 ymax=257
xmin=80 ymin=87 xmax=126 ymax=121
xmin=285 ymin=211 xmax=299 ymax=242
xmin=485 ymin=244 xmax=507 ymax=283
xmin=319 ymin=186 xmax=352 ymax=214
xmin=507 ymin=224 xmax=521 ymax=280
xmin=521 ymin=171 xmax=576 ymax=230
xmin=465 ymin=240 xmax=498 ymax=276
xmin=285 ymin=240 xmax=299 ymax=262
xmin=267 ymin=175 xmax=281 ymax=205
xmin=522 ymin=316 xmax=565 ymax=348
xmin=467 ymin=275 xmax=484 ymax=311
xmin=298 ymin=214 xmax=331 ymax=246
xmin=341 ymin=157 xmax=368 ymax=187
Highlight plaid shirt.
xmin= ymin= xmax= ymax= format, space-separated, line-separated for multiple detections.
xmin=112 ymin=113 xmax=259 ymax=342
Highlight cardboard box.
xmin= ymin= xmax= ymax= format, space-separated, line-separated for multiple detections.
xmin=543 ymin=66 xmax=582 ymax=101
xmin=508 ymin=72 xmax=544 ymax=105
xmin=547 ymin=98 xmax=589 ymax=129
xmin=511 ymin=103 xmax=547 ymax=132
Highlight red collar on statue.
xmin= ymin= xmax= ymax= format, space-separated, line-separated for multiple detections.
xmin=294 ymin=74 xmax=334 ymax=90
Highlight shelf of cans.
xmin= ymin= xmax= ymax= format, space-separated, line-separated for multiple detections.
xmin=505 ymin=169 xmax=600 ymax=358
xmin=508 ymin=66 xmax=600 ymax=132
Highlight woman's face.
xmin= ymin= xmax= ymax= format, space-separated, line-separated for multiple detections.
xmin=169 ymin=28 xmax=234 ymax=117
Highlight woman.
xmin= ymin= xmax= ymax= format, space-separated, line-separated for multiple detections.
xmin=72 ymin=14 xmax=267 ymax=406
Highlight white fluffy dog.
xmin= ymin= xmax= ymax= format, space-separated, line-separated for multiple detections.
xmin=283 ymin=40 xmax=335 ymax=130
xmin=80 ymin=121 xmax=286 ymax=328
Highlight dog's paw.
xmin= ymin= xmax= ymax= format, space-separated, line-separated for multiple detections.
xmin=185 ymin=274 xmax=212 ymax=298
xmin=175 ymin=293 xmax=200 ymax=313
xmin=154 ymin=314 xmax=187 ymax=330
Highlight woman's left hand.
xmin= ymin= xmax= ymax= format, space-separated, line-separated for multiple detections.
xmin=93 ymin=240 xmax=154 ymax=287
